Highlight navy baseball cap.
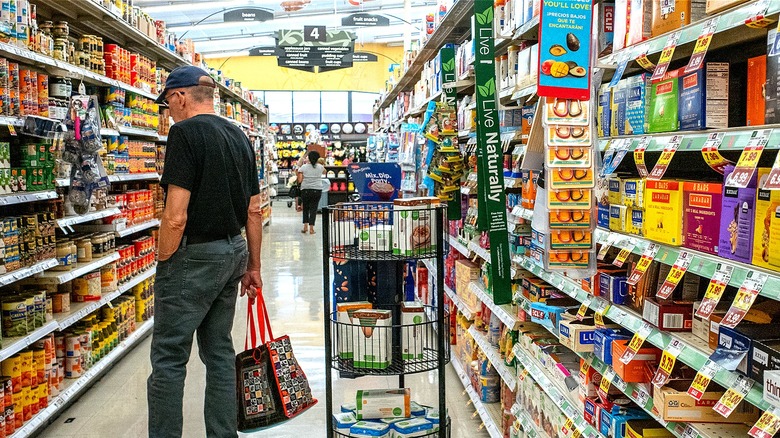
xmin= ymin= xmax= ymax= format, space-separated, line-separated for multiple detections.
xmin=156 ymin=65 xmax=217 ymax=104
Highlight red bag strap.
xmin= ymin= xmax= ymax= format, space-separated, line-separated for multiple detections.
xmin=244 ymin=292 xmax=275 ymax=350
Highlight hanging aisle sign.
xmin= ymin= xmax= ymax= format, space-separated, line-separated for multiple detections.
xmin=440 ymin=45 xmax=462 ymax=220
xmin=474 ymin=0 xmax=512 ymax=305
xmin=536 ymin=0 xmax=594 ymax=100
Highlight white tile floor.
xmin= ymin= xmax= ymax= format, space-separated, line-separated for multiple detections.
xmin=37 ymin=206 xmax=489 ymax=438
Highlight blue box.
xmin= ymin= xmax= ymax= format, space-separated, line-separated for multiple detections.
xmin=600 ymin=406 xmax=649 ymax=437
xmin=583 ymin=398 xmax=598 ymax=426
xmin=624 ymin=74 xmax=649 ymax=135
xmin=593 ymin=329 xmax=631 ymax=365
xmin=678 ymin=68 xmax=706 ymax=131
xmin=598 ymin=204 xmax=610 ymax=228
xmin=714 ymin=324 xmax=780 ymax=376
xmin=611 ymin=83 xmax=628 ymax=136
xmin=598 ymin=272 xmax=628 ymax=305
xmin=598 ymin=85 xmax=612 ymax=138
xmin=530 ymin=298 xmax=579 ymax=334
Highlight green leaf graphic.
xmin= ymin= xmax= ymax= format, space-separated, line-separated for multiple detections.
xmin=476 ymin=11 xmax=486 ymax=25
xmin=478 ymin=84 xmax=489 ymax=97
xmin=483 ymin=7 xmax=494 ymax=25
xmin=443 ymin=59 xmax=455 ymax=71
xmin=487 ymin=77 xmax=496 ymax=95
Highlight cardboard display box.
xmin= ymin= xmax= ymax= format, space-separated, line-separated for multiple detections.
xmin=653 ymin=379 xmax=760 ymax=423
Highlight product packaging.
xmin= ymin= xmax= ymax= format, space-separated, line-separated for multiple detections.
xmin=647 ymin=68 xmax=681 ymax=133
xmin=677 ymin=63 xmax=729 ymax=131
xmin=643 ymin=180 xmax=684 ymax=245
xmin=705 ymin=0 xmax=751 ymax=14
xmin=747 ymin=55 xmax=766 ymax=126
xmin=336 ymin=302 xmax=373 ymax=360
xmin=624 ymin=73 xmax=649 ymax=135
xmin=355 ymin=388 xmax=411 ymax=420
xmin=401 ymin=302 xmax=426 ymax=361
xmin=611 ymin=338 xmax=660 ymax=382
xmin=353 ymin=309 xmax=392 ymax=369
xmin=653 ymin=380 xmax=759 ymax=423
xmin=682 ymin=181 xmax=723 ymax=254
xmin=718 ymin=165 xmax=756 ymax=264
xmin=753 ymin=168 xmax=780 ymax=269
xmin=651 ymin=0 xmax=705 ymax=37
xmin=767 ymin=29 xmax=780 ymax=124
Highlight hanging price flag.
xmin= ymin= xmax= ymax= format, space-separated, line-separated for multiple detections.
xmin=577 ymin=295 xmax=593 ymax=320
xmin=713 ymin=375 xmax=754 ymax=418
xmin=598 ymin=367 xmax=616 ymax=401
xmin=635 ymin=44 xmax=656 ymax=72
xmin=562 ymin=418 xmax=575 ymax=436
xmin=603 ymin=139 xmax=631 ymax=175
xmin=597 ymin=235 xmax=617 ymax=261
xmin=745 ymin=0 xmax=774 ymax=28
xmin=685 ymin=17 xmax=720 ymax=74
xmin=7 ymin=124 xmax=16 ymax=136
xmin=652 ymin=338 xmax=686 ymax=388
xmin=594 ymin=301 xmax=611 ymax=329
xmin=655 ymin=251 xmax=694 ymax=300
xmin=620 ymin=322 xmax=655 ymax=365
xmin=580 ymin=360 xmax=591 ymax=380
xmin=695 ymin=264 xmax=735 ymax=319
xmin=627 ymin=244 xmax=661 ymax=285
xmin=749 ymin=407 xmax=780 ymax=438
xmin=648 ymin=135 xmax=684 ymax=180
xmin=700 ymin=132 xmax=733 ymax=174
xmin=721 ymin=272 xmax=769 ymax=329
xmin=635 ymin=387 xmax=651 ymax=408
xmin=762 ymin=143 xmax=780 ymax=190
xmin=681 ymin=425 xmax=698 ymax=438
xmin=651 ymin=31 xmax=682 ymax=82
xmin=726 ymin=129 xmax=772 ymax=189
xmin=687 ymin=360 xmax=720 ymax=400
xmin=612 ymin=243 xmax=634 ymax=268
xmin=634 ymin=136 xmax=651 ymax=178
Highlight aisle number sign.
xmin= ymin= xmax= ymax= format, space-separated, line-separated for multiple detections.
xmin=651 ymin=31 xmax=681 ymax=82
xmin=685 ymin=17 xmax=720 ymax=74
xmin=749 ymin=407 xmax=780 ymax=438
xmin=700 ymin=132 xmax=733 ymax=174
xmin=655 ymin=250 xmax=693 ymax=299
xmin=714 ymin=375 xmax=754 ymax=418
xmin=651 ymin=339 xmax=685 ymax=388
xmin=726 ymin=129 xmax=772 ymax=188
xmin=695 ymin=264 xmax=735 ymax=319
xmin=473 ymin=0 xmax=513 ymax=305
xmin=648 ymin=135 xmax=683 ymax=180
xmin=634 ymin=136 xmax=651 ymax=178
xmin=627 ymin=243 xmax=660 ymax=285
xmin=687 ymin=359 xmax=720 ymax=400
xmin=619 ymin=322 xmax=654 ymax=364
xmin=721 ymin=272 xmax=769 ymax=329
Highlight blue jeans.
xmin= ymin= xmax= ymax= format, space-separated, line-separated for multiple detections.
xmin=148 ymin=235 xmax=248 ymax=438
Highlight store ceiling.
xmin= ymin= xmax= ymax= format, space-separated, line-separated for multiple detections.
xmin=134 ymin=0 xmax=436 ymax=57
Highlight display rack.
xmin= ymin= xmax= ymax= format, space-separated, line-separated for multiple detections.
xmin=322 ymin=203 xmax=449 ymax=438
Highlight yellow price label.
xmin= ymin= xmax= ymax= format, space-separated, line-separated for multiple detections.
xmin=594 ymin=311 xmax=606 ymax=328
xmin=580 ymin=360 xmax=590 ymax=378
xmin=636 ymin=54 xmax=655 ymax=72
xmin=627 ymin=333 xmax=644 ymax=352
xmin=736 ymin=147 xmax=763 ymax=169
xmin=687 ymin=360 xmax=719 ymax=401
xmin=7 ymin=125 xmax=16 ymax=136
xmin=658 ymin=47 xmax=675 ymax=65
xmin=693 ymin=35 xmax=712 ymax=52
xmin=749 ymin=408 xmax=780 ymax=438
xmin=571 ymin=428 xmax=582 ymax=438
xmin=613 ymin=247 xmax=632 ymax=268
xmin=634 ymin=148 xmax=645 ymax=166
xmin=562 ymin=418 xmax=574 ymax=436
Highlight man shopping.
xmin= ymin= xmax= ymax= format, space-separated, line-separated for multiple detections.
xmin=147 ymin=66 xmax=264 ymax=438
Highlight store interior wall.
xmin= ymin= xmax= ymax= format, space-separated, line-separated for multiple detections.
xmin=208 ymin=43 xmax=404 ymax=93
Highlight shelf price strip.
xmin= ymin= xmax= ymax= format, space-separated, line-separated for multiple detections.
xmin=687 ymin=359 xmax=720 ymax=401
xmin=749 ymin=406 xmax=780 ymax=438
xmin=684 ymin=17 xmax=720 ymax=74
xmin=648 ymin=134 xmax=683 ymax=180
xmin=655 ymin=250 xmax=693 ymax=299
xmin=695 ymin=263 xmax=735 ymax=319
xmin=700 ymin=132 xmax=732 ymax=174
xmin=651 ymin=338 xmax=685 ymax=388
xmin=713 ymin=375 xmax=754 ymax=418
xmin=626 ymin=243 xmax=660 ymax=285
xmin=619 ymin=321 xmax=654 ymax=365
xmin=721 ymin=272 xmax=769 ymax=329
xmin=633 ymin=136 xmax=651 ymax=178
xmin=726 ymin=129 xmax=772 ymax=189
xmin=651 ymin=31 xmax=681 ymax=81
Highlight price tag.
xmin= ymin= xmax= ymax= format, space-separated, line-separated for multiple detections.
xmin=660 ymin=0 xmax=675 ymax=15
xmin=635 ymin=46 xmax=656 ymax=72
xmin=610 ymin=59 xmax=629 ymax=88
xmin=721 ymin=272 xmax=769 ymax=329
xmin=688 ymin=360 xmax=720 ymax=400
xmin=713 ymin=375 xmax=754 ymax=418
xmin=685 ymin=17 xmax=720 ymax=74
xmin=571 ymin=428 xmax=583 ymax=438
xmin=682 ymin=425 xmax=698 ymax=438
xmin=749 ymin=407 xmax=780 ymax=438
xmin=597 ymin=235 xmax=617 ymax=261
xmin=620 ymin=322 xmax=655 ymax=365
xmin=594 ymin=301 xmax=611 ymax=329
xmin=762 ymin=145 xmax=780 ymax=190
xmin=635 ymin=388 xmax=651 ymax=407
xmin=7 ymin=124 xmax=16 ymax=136
xmin=700 ymin=132 xmax=733 ymax=174
xmin=580 ymin=360 xmax=591 ymax=381
xmin=695 ymin=264 xmax=735 ymax=319
xmin=634 ymin=136 xmax=651 ymax=178
xmin=603 ymin=139 xmax=631 ymax=175
xmin=598 ymin=368 xmax=616 ymax=401
xmin=612 ymin=310 xmax=627 ymax=325
xmin=652 ymin=338 xmax=686 ymax=388
xmin=655 ymin=251 xmax=694 ymax=299
xmin=627 ymin=243 xmax=660 ymax=285
xmin=577 ymin=295 xmax=593 ymax=320
xmin=648 ymin=135 xmax=684 ymax=180
xmin=612 ymin=240 xmax=635 ymax=268
xmin=651 ymin=31 xmax=682 ymax=81
xmin=745 ymin=0 xmax=774 ymax=28
xmin=726 ymin=129 xmax=772 ymax=188
xmin=562 ymin=418 xmax=575 ymax=436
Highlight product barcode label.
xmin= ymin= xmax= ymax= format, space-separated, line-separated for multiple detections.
xmin=663 ymin=313 xmax=684 ymax=329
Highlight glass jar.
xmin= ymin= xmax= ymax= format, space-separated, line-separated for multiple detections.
xmin=52 ymin=38 xmax=67 ymax=61
xmin=52 ymin=21 xmax=68 ymax=39
xmin=77 ymin=238 xmax=92 ymax=262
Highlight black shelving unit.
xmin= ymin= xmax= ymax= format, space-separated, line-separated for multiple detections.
xmin=325 ymin=165 xmax=355 ymax=204
xmin=322 ymin=202 xmax=450 ymax=437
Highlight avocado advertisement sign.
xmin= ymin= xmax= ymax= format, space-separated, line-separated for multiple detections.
xmin=537 ymin=0 xmax=594 ymax=100
xmin=474 ymin=0 xmax=512 ymax=305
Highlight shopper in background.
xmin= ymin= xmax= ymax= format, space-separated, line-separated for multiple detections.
xmin=297 ymin=150 xmax=325 ymax=234
xmin=147 ymin=65 xmax=264 ymax=438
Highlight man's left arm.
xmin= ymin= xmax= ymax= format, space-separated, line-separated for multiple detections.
xmin=158 ymin=184 xmax=191 ymax=261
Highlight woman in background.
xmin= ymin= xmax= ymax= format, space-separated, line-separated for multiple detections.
xmin=297 ymin=150 xmax=325 ymax=234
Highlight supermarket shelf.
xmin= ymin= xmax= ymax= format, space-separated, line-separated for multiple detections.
xmin=448 ymin=235 xmax=471 ymax=258
xmin=107 ymin=172 xmax=160 ymax=183
xmin=510 ymin=402 xmax=548 ymax=438
xmin=511 ymin=206 xmax=534 ymax=221
xmin=116 ymin=219 xmax=161 ymax=237
xmin=0 ymin=321 xmax=59 ymax=362
xmin=118 ymin=126 xmax=160 ymax=139
xmin=600 ymin=0 xmax=779 ymax=78
xmin=374 ymin=0 xmax=473 ymax=113
xmin=442 ymin=78 xmax=475 ymax=95
xmin=37 ymin=253 xmax=120 ymax=284
xmin=0 ymin=115 xmax=24 ymax=127
xmin=511 ymin=83 xmax=537 ymax=103
xmin=55 ymin=178 xmax=69 ymax=187
xmin=444 ymin=284 xmax=475 ymax=320
xmin=598 ymin=123 xmax=780 ymax=153
xmin=513 ymin=16 xmax=541 ymax=42
xmin=512 ymin=253 xmax=773 ymax=413
xmin=513 ymin=345 xmax=606 ymax=438
xmin=0 ymin=191 xmax=58 ymax=206
xmin=0 ymin=258 xmax=58 ymax=287
xmin=469 ymin=281 xmax=520 ymax=330
xmin=468 ymin=325 xmax=517 ymax=391
xmin=56 ymin=208 xmax=121 ymax=232
xmin=421 ymin=258 xmax=438 ymax=279
xmin=100 ymin=128 xmax=120 ymax=137
xmin=55 ymin=289 xmax=123 ymax=331
xmin=119 ymin=266 xmax=157 ymax=294
xmin=450 ymin=358 xmax=504 ymax=438
xmin=468 ymin=241 xmax=492 ymax=263
xmin=11 ymin=318 xmax=154 ymax=438
xmin=157 ymin=135 xmax=168 ymax=143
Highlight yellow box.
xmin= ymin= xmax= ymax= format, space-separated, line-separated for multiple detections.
xmin=705 ymin=0 xmax=750 ymax=14
xmin=627 ymin=207 xmax=644 ymax=236
xmin=608 ymin=176 xmax=622 ymax=205
xmin=621 ymin=178 xmax=645 ymax=208
xmin=643 ymin=179 xmax=684 ymax=245
xmin=609 ymin=204 xmax=627 ymax=232
xmin=626 ymin=420 xmax=674 ymax=438
xmin=754 ymin=168 xmax=780 ymax=269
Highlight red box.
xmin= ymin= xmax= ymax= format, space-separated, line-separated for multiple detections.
xmin=642 ymin=297 xmax=693 ymax=332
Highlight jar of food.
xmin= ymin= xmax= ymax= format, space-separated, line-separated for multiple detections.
xmin=52 ymin=21 xmax=69 ymax=38
xmin=54 ymin=241 xmax=71 ymax=271
xmin=40 ymin=21 xmax=53 ymax=36
xmin=91 ymin=235 xmax=102 ymax=258
xmin=76 ymin=238 xmax=92 ymax=262
xmin=49 ymin=77 xmax=71 ymax=99
xmin=69 ymin=240 xmax=77 ymax=264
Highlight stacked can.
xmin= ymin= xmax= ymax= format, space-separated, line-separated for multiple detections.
xmin=133 ymin=276 xmax=154 ymax=322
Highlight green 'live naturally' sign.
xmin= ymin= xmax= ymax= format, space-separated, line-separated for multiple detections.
xmin=473 ymin=0 xmax=512 ymax=305
xmin=439 ymin=44 xmax=461 ymax=220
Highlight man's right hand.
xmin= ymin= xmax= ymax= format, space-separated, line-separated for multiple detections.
xmin=240 ymin=269 xmax=262 ymax=301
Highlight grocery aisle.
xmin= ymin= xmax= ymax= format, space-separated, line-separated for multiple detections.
xmin=37 ymin=207 xmax=486 ymax=438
